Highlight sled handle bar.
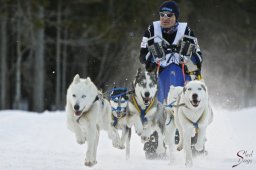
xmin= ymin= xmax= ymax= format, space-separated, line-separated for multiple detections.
xmin=147 ymin=35 xmax=198 ymax=48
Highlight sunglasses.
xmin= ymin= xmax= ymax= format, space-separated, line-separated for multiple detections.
xmin=159 ymin=12 xmax=174 ymax=18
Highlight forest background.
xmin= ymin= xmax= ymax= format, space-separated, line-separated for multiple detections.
xmin=0 ymin=0 xmax=255 ymax=112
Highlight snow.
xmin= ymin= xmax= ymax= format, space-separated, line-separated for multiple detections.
xmin=0 ymin=107 xmax=256 ymax=170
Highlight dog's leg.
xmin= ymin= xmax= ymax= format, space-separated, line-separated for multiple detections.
xmin=178 ymin=110 xmax=194 ymax=167
xmin=155 ymin=127 xmax=166 ymax=156
xmin=125 ymin=127 xmax=131 ymax=160
xmin=108 ymin=127 xmax=123 ymax=149
xmin=67 ymin=114 xmax=86 ymax=144
xmin=119 ymin=127 xmax=127 ymax=150
xmin=67 ymin=113 xmax=75 ymax=132
xmin=194 ymin=127 xmax=206 ymax=152
xmin=140 ymin=126 xmax=153 ymax=142
xmin=84 ymin=124 xmax=97 ymax=167
xmin=194 ymin=108 xmax=210 ymax=152
xmin=74 ymin=121 xmax=87 ymax=144
xmin=175 ymin=110 xmax=183 ymax=151
xmin=183 ymin=127 xmax=194 ymax=167
xmin=165 ymin=121 xmax=176 ymax=164
xmin=74 ymin=126 xmax=86 ymax=145
xmin=92 ymin=127 xmax=100 ymax=165
xmin=131 ymin=114 xmax=143 ymax=136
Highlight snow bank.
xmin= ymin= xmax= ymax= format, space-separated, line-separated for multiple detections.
xmin=0 ymin=108 xmax=255 ymax=170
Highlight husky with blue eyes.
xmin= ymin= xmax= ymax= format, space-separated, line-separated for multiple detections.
xmin=66 ymin=74 xmax=121 ymax=167
xmin=127 ymin=68 xmax=167 ymax=159
xmin=169 ymin=80 xmax=213 ymax=167
xmin=109 ymin=87 xmax=132 ymax=159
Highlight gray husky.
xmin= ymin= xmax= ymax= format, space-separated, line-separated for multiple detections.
xmin=109 ymin=87 xmax=132 ymax=159
xmin=127 ymin=68 xmax=167 ymax=159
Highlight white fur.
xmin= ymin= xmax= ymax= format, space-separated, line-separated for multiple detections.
xmin=165 ymin=85 xmax=183 ymax=163
xmin=66 ymin=74 xmax=119 ymax=167
xmin=170 ymin=80 xmax=213 ymax=167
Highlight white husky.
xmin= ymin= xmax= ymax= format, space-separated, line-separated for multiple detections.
xmin=66 ymin=74 xmax=120 ymax=167
xmin=166 ymin=80 xmax=213 ymax=167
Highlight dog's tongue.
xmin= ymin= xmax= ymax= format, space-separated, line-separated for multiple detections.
xmin=75 ymin=111 xmax=82 ymax=116
xmin=144 ymin=97 xmax=151 ymax=105
xmin=192 ymin=100 xmax=199 ymax=107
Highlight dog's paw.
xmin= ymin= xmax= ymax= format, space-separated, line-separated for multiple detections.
xmin=112 ymin=141 xmax=119 ymax=148
xmin=84 ymin=159 xmax=97 ymax=167
xmin=177 ymin=144 xmax=183 ymax=151
xmin=185 ymin=160 xmax=193 ymax=168
xmin=169 ymin=157 xmax=175 ymax=165
xmin=113 ymin=144 xmax=125 ymax=150
xmin=141 ymin=136 xmax=150 ymax=142
xmin=116 ymin=140 xmax=126 ymax=149
xmin=112 ymin=139 xmax=124 ymax=149
xmin=135 ymin=129 xmax=143 ymax=136
xmin=118 ymin=144 xmax=125 ymax=150
xmin=194 ymin=143 xmax=204 ymax=151
xmin=76 ymin=136 xmax=86 ymax=144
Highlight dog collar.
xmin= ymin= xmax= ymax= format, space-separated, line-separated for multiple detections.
xmin=76 ymin=95 xmax=100 ymax=123
xmin=111 ymin=112 xmax=127 ymax=127
xmin=131 ymin=95 xmax=155 ymax=124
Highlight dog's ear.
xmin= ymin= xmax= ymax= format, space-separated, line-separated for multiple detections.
xmin=73 ymin=74 xmax=80 ymax=84
xmin=148 ymin=71 xmax=157 ymax=82
xmin=135 ymin=68 xmax=142 ymax=83
xmin=136 ymin=68 xmax=142 ymax=76
xmin=132 ymin=80 xmax=136 ymax=89
xmin=85 ymin=77 xmax=92 ymax=84
xmin=170 ymin=85 xmax=175 ymax=90
xmin=201 ymin=84 xmax=207 ymax=92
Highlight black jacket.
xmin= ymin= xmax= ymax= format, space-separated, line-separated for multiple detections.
xmin=139 ymin=23 xmax=203 ymax=69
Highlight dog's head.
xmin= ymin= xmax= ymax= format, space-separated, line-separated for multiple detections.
xmin=133 ymin=68 xmax=157 ymax=106
xmin=67 ymin=74 xmax=98 ymax=117
xmin=183 ymin=80 xmax=208 ymax=108
xmin=109 ymin=87 xmax=128 ymax=118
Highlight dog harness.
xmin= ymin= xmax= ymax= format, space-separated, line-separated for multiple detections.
xmin=76 ymin=95 xmax=102 ymax=123
xmin=166 ymin=114 xmax=174 ymax=126
xmin=111 ymin=112 xmax=126 ymax=127
xmin=111 ymin=95 xmax=128 ymax=128
xmin=165 ymin=100 xmax=186 ymax=126
xmin=172 ymin=92 xmax=203 ymax=132
xmin=131 ymin=95 xmax=155 ymax=124
xmin=185 ymin=111 xmax=205 ymax=134
xmin=109 ymin=87 xmax=129 ymax=127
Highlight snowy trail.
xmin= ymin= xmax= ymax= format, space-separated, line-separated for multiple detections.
xmin=0 ymin=107 xmax=256 ymax=170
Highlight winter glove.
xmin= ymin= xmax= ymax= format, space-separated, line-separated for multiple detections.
xmin=190 ymin=69 xmax=202 ymax=80
xmin=191 ymin=51 xmax=203 ymax=65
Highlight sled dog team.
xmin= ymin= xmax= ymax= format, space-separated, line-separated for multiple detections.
xmin=66 ymin=69 xmax=213 ymax=167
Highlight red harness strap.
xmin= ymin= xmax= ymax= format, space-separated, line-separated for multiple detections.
xmin=156 ymin=61 xmax=160 ymax=78
xmin=181 ymin=62 xmax=186 ymax=86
